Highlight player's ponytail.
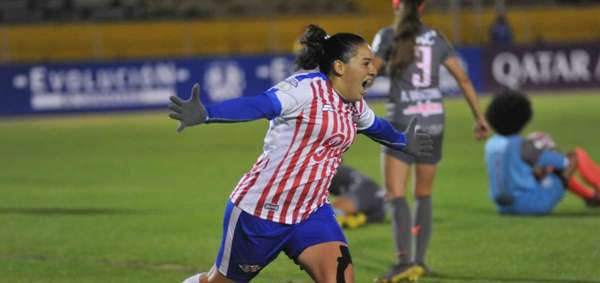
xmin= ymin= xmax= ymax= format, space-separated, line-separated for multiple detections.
xmin=388 ymin=0 xmax=424 ymax=77
xmin=295 ymin=24 xmax=328 ymax=71
xmin=295 ymin=24 xmax=367 ymax=75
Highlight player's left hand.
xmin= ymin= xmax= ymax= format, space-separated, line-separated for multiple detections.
xmin=168 ymin=83 xmax=207 ymax=132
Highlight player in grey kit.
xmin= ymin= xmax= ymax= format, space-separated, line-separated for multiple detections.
xmin=329 ymin=165 xmax=386 ymax=229
xmin=372 ymin=0 xmax=490 ymax=282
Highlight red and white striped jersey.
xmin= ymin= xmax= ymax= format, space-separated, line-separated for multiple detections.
xmin=229 ymin=71 xmax=376 ymax=224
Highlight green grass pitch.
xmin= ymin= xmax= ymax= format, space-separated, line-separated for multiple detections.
xmin=1 ymin=90 xmax=599 ymax=283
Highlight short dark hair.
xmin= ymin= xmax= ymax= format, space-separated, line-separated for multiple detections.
xmin=294 ymin=24 xmax=367 ymax=74
xmin=485 ymin=89 xmax=533 ymax=136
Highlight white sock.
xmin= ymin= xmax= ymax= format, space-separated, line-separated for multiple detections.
xmin=182 ymin=273 xmax=204 ymax=283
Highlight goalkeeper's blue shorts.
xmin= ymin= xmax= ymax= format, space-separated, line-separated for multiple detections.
xmin=498 ymin=174 xmax=566 ymax=215
xmin=214 ymin=200 xmax=346 ymax=282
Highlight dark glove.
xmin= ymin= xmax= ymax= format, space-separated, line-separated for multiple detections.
xmin=168 ymin=84 xmax=207 ymax=132
xmin=402 ymin=118 xmax=434 ymax=157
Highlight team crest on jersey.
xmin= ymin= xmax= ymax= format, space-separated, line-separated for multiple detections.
xmin=285 ymin=77 xmax=299 ymax=87
xmin=275 ymin=77 xmax=299 ymax=92
xmin=239 ymin=264 xmax=262 ymax=273
xmin=264 ymin=203 xmax=280 ymax=211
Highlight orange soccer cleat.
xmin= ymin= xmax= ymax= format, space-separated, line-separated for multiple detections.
xmin=574 ymin=147 xmax=600 ymax=191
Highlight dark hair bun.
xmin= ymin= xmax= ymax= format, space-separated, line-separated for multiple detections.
xmin=294 ymin=24 xmax=328 ymax=70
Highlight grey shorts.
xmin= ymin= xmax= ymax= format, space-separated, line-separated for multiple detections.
xmin=382 ymin=122 xmax=444 ymax=165
xmin=346 ymin=181 xmax=386 ymax=222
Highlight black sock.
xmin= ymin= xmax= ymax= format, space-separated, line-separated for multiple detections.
xmin=414 ymin=196 xmax=432 ymax=265
xmin=390 ymin=197 xmax=412 ymax=265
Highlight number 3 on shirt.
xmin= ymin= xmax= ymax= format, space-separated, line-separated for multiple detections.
xmin=412 ymin=46 xmax=432 ymax=88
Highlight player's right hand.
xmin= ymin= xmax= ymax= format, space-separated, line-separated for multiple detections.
xmin=168 ymin=83 xmax=207 ymax=133
xmin=402 ymin=118 xmax=434 ymax=157
xmin=473 ymin=117 xmax=491 ymax=141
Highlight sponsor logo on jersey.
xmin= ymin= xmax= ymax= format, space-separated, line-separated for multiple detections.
xmin=313 ymin=134 xmax=351 ymax=162
xmin=264 ymin=203 xmax=280 ymax=211
xmin=402 ymin=101 xmax=444 ymax=117
xmin=416 ymin=30 xmax=437 ymax=46
xmin=239 ymin=264 xmax=262 ymax=273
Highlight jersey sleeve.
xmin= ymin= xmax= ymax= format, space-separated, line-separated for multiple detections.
xmin=537 ymin=150 xmax=568 ymax=170
xmin=269 ymin=77 xmax=313 ymax=119
xmin=204 ymin=75 xmax=317 ymax=123
xmin=204 ymin=92 xmax=281 ymax=123
xmin=520 ymin=139 xmax=568 ymax=169
xmin=356 ymin=99 xmax=407 ymax=150
xmin=372 ymin=27 xmax=393 ymax=62
xmin=436 ymin=31 xmax=457 ymax=62
xmin=355 ymin=98 xmax=376 ymax=131
xmin=520 ymin=139 xmax=544 ymax=166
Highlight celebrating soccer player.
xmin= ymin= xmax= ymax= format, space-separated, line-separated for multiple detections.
xmin=169 ymin=24 xmax=433 ymax=283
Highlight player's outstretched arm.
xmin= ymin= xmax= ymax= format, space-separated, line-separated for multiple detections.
xmin=168 ymin=83 xmax=207 ymax=133
xmin=168 ymin=83 xmax=282 ymax=132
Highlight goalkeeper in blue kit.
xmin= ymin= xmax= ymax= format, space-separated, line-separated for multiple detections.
xmin=484 ymin=90 xmax=600 ymax=215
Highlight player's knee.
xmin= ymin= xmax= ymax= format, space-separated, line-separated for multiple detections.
xmin=202 ymin=270 xmax=230 ymax=283
xmin=199 ymin=273 xmax=210 ymax=283
xmin=384 ymin=180 xmax=408 ymax=197
xmin=386 ymin=190 xmax=406 ymax=198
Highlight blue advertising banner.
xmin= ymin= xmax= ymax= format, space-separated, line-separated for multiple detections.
xmin=0 ymin=55 xmax=296 ymax=116
xmin=0 ymin=48 xmax=482 ymax=117
xmin=483 ymin=42 xmax=600 ymax=92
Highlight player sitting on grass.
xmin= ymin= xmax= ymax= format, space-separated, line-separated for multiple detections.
xmin=484 ymin=89 xmax=600 ymax=215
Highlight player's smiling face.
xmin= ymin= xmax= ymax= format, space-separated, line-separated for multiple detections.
xmin=333 ymin=43 xmax=377 ymax=102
